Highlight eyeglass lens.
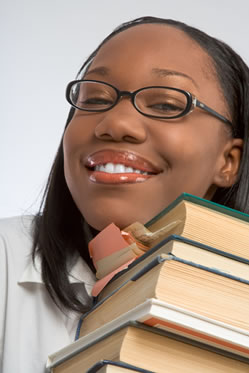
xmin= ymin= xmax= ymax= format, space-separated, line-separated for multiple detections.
xmin=69 ymin=81 xmax=188 ymax=118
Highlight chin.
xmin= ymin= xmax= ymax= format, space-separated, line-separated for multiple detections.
xmin=81 ymin=204 xmax=151 ymax=231
xmin=83 ymin=213 xmax=134 ymax=231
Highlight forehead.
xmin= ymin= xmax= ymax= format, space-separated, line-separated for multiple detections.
xmin=89 ymin=24 xmax=216 ymax=91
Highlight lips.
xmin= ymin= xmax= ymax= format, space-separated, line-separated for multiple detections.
xmin=83 ymin=149 xmax=162 ymax=184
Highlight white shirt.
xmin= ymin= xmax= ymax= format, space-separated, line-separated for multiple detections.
xmin=0 ymin=215 xmax=96 ymax=373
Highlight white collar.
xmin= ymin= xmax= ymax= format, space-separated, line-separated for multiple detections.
xmin=18 ymin=254 xmax=96 ymax=296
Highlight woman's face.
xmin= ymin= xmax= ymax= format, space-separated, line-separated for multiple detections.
xmin=63 ymin=24 xmax=237 ymax=230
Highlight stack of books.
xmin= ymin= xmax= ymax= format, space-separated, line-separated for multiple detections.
xmin=46 ymin=194 xmax=249 ymax=373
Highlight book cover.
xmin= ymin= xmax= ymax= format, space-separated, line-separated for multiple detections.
xmin=79 ymin=255 xmax=249 ymax=338
xmin=47 ymin=321 xmax=249 ymax=373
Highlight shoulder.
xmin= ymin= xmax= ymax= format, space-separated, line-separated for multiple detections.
xmin=0 ymin=215 xmax=34 ymax=246
xmin=0 ymin=215 xmax=34 ymax=240
xmin=0 ymin=215 xmax=35 ymax=278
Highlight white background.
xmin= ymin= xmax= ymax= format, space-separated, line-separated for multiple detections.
xmin=1 ymin=0 xmax=249 ymax=218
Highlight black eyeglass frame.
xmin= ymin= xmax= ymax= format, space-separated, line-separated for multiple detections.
xmin=66 ymin=79 xmax=232 ymax=126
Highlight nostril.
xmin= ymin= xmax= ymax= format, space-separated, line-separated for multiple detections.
xmin=123 ymin=135 xmax=143 ymax=144
xmin=95 ymin=132 xmax=114 ymax=141
xmin=94 ymin=106 xmax=148 ymax=144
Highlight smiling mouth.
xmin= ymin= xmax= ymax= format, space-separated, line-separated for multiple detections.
xmin=84 ymin=150 xmax=161 ymax=184
xmin=93 ymin=163 xmax=151 ymax=175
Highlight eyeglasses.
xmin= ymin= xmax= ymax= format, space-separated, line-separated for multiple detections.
xmin=66 ymin=79 xmax=232 ymax=126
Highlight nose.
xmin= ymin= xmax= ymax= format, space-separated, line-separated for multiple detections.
xmin=94 ymin=100 xmax=148 ymax=144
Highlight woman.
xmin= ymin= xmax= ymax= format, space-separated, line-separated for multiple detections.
xmin=1 ymin=16 xmax=248 ymax=373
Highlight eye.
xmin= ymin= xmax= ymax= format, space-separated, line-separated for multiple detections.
xmin=80 ymin=97 xmax=114 ymax=107
xmin=71 ymin=82 xmax=117 ymax=109
xmin=148 ymin=102 xmax=184 ymax=114
xmin=76 ymin=92 xmax=116 ymax=110
xmin=136 ymin=88 xmax=188 ymax=117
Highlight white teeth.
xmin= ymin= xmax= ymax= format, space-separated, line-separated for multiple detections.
xmin=99 ymin=165 xmax=106 ymax=172
xmin=94 ymin=162 xmax=148 ymax=175
xmin=105 ymin=163 xmax=114 ymax=173
xmin=115 ymin=164 xmax=125 ymax=173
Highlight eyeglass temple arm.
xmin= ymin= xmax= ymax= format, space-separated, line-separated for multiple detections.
xmin=194 ymin=98 xmax=232 ymax=126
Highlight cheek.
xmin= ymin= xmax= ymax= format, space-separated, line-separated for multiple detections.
xmin=151 ymin=122 xmax=225 ymax=196
xmin=63 ymin=115 xmax=94 ymax=168
xmin=63 ymin=119 xmax=86 ymax=192
xmin=151 ymin=124 xmax=204 ymax=167
xmin=153 ymin=119 xmax=223 ymax=165
xmin=63 ymin=126 xmax=76 ymax=182
xmin=64 ymin=115 xmax=90 ymax=149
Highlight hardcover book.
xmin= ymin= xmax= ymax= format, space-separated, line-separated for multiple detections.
xmin=47 ymin=322 xmax=249 ymax=373
xmin=98 ymin=235 xmax=249 ymax=301
xmin=80 ymin=255 xmax=249 ymax=337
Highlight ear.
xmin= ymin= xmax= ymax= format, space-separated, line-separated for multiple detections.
xmin=213 ymin=138 xmax=243 ymax=188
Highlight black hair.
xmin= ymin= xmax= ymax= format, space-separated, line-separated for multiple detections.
xmin=32 ymin=16 xmax=249 ymax=313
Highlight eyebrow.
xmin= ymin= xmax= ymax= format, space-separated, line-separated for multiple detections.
xmin=152 ymin=68 xmax=198 ymax=88
xmin=86 ymin=66 xmax=110 ymax=76
xmin=86 ymin=66 xmax=198 ymax=88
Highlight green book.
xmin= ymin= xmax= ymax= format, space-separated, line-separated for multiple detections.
xmin=146 ymin=193 xmax=249 ymax=226
xmin=123 ymin=193 xmax=249 ymax=261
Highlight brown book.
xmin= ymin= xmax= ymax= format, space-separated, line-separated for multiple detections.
xmin=47 ymin=322 xmax=249 ymax=373
xmin=98 ymin=235 xmax=249 ymax=301
xmin=79 ymin=256 xmax=249 ymax=338
xmin=76 ymin=297 xmax=249 ymax=358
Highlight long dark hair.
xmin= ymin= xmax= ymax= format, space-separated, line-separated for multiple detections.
xmin=32 ymin=16 xmax=249 ymax=313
